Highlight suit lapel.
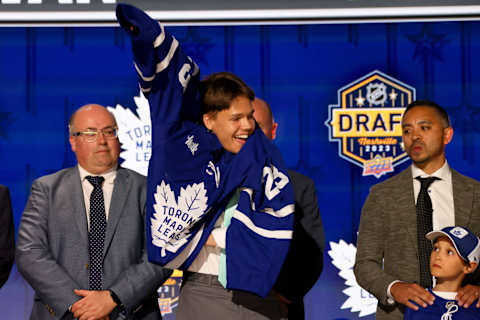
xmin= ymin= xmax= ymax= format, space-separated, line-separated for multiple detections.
xmin=67 ymin=167 xmax=89 ymax=245
xmin=103 ymin=168 xmax=130 ymax=258
xmin=394 ymin=166 xmax=419 ymax=256
xmin=452 ymin=169 xmax=473 ymax=228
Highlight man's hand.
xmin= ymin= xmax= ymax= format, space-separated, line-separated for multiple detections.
xmin=71 ymin=289 xmax=116 ymax=320
xmin=390 ymin=282 xmax=435 ymax=310
xmin=456 ymin=284 xmax=480 ymax=308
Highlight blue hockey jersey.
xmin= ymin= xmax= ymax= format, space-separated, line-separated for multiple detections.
xmin=116 ymin=4 xmax=295 ymax=297
xmin=404 ymin=289 xmax=480 ymax=320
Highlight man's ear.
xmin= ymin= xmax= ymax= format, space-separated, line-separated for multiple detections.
xmin=271 ymin=122 xmax=278 ymax=140
xmin=203 ymin=112 xmax=215 ymax=131
xmin=464 ymin=261 xmax=478 ymax=275
xmin=69 ymin=135 xmax=77 ymax=152
xmin=443 ymin=127 xmax=453 ymax=145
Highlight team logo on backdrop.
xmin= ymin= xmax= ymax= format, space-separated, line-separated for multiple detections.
xmin=107 ymin=90 xmax=152 ymax=176
xmin=151 ymin=181 xmax=208 ymax=256
xmin=328 ymin=240 xmax=377 ymax=317
xmin=324 ymin=70 xmax=416 ymax=178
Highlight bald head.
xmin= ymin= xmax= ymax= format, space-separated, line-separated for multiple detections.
xmin=69 ymin=104 xmax=117 ymax=135
xmin=252 ymin=98 xmax=277 ymax=140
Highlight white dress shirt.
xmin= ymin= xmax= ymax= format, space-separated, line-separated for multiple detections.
xmin=78 ymin=165 xmax=117 ymax=230
xmin=187 ymin=214 xmax=226 ymax=275
xmin=411 ymin=161 xmax=454 ymax=230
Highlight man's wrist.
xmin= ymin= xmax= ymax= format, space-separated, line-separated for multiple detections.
xmin=109 ymin=289 xmax=124 ymax=310
xmin=387 ymin=280 xmax=402 ymax=304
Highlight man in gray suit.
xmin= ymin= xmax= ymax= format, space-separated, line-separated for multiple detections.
xmin=354 ymin=100 xmax=480 ymax=320
xmin=16 ymin=104 xmax=171 ymax=320
xmin=253 ymin=98 xmax=325 ymax=320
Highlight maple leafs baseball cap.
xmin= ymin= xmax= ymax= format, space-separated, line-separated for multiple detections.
xmin=426 ymin=226 xmax=480 ymax=264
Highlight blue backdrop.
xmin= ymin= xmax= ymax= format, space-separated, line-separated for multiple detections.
xmin=0 ymin=20 xmax=479 ymax=319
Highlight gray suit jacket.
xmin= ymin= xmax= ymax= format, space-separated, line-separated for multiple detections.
xmin=354 ymin=165 xmax=480 ymax=320
xmin=16 ymin=166 xmax=172 ymax=320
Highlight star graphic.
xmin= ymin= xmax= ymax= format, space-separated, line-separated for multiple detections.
xmin=406 ymin=24 xmax=449 ymax=63
xmin=355 ymin=93 xmax=366 ymax=107
xmin=389 ymin=90 xmax=398 ymax=103
xmin=0 ymin=112 xmax=14 ymax=139
xmin=177 ymin=27 xmax=215 ymax=67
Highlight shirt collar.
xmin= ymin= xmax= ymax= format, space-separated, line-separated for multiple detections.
xmin=432 ymin=290 xmax=457 ymax=300
xmin=78 ymin=164 xmax=117 ymax=184
xmin=411 ymin=161 xmax=451 ymax=182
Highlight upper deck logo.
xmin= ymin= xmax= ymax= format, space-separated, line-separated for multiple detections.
xmin=324 ymin=70 xmax=416 ymax=178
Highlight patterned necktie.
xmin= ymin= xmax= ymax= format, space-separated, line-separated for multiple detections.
xmin=86 ymin=175 xmax=106 ymax=290
xmin=416 ymin=176 xmax=440 ymax=288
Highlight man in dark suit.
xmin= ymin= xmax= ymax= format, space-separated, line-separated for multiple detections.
xmin=253 ymin=98 xmax=325 ymax=319
xmin=16 ymin=104 xmax=171 ymax=320
xmin=354 ymin=100 xmax=480 ymax=320
xmin=0 ymin=184 xmax=14 ymax=289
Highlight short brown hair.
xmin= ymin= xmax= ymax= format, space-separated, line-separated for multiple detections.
xmin=199 ymin=72 xmax=255 ymax=115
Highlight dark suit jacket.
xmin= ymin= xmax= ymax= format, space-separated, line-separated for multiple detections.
xmin=274 ymin=170 xmax=325 ymax=319
xmin=354 ymin=166 xmax=480 ymax=320
xmin=0 ymin=185 xmax=14 ymax=289
xmin=16 ymin=166 xmax=172 ymax=320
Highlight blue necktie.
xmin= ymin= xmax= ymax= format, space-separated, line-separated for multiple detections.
xmin=86 ymin=176 xmax=106 ymax=290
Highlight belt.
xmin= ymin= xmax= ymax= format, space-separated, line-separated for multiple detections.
xmin=183 ymin=271 xmax=225 ymax=288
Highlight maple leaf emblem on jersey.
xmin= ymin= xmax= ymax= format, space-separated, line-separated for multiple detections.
xmin=151 ymin=180 xmax=208 ymax=257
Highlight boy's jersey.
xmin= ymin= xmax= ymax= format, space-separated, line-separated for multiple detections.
xmin=116 ymin=4 xmax=294 ymax=298
xmin=404 ymin=289 xmax=480 ymax=320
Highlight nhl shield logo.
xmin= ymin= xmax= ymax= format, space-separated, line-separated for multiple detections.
xmin=324 ymin=70 xmax=416 ymax=178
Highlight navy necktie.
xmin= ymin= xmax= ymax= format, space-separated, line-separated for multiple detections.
xmin=416 ymin=176 xmax=439 ymax=288
xmin=86 ymin=175 xmax=106 ymax=291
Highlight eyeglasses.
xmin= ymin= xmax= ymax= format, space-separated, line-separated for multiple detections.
xmin=71 ymin=127 xmax=118 ymax=142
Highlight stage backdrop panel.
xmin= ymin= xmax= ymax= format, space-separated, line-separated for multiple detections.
xmin=0 ymin=20 xmax=479 ymax=319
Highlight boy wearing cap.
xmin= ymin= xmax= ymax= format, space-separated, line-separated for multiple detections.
xmin=404 ymin=226 xmax=480 ymax=319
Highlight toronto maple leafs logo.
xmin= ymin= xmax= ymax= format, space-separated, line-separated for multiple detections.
xmin=328 ymin=240 xmax=377 ymax=317
xmin=450 ymin=227 xmax=468 ymax=239
xmin=151 ymin=180 xmax=208 ymax=257
xmin=107 ymin=90 xmax=152 ymax=176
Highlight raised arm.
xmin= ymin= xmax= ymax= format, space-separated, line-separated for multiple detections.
xmin=116 ymin=4 xmax=201 ymax=127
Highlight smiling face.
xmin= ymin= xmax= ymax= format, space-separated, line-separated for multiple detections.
xmin=203 ymin=96 xmax=256 ymax=154
xmin=402 ymin=105 xmax=453 ymax=174
xmin=69 ymin=104 xmax=120 ymax=174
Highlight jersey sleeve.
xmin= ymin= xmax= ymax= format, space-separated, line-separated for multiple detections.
xmin=116 ymin=4 xmax=201 ymax=131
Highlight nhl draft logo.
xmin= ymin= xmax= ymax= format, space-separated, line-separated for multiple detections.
xmin=325 ymin=70 xmax=416 ymax=178
xmin=151 ymin=180 xmax=208 ymax=257
xmin=328 ymin=240 xmax=377 ymax=317
xmin=107 ymin=90 xmax=152 ymax=176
